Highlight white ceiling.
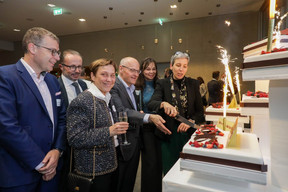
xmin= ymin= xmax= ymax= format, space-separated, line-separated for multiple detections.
xmin=0 ymin=0 xmax=264 ymax=43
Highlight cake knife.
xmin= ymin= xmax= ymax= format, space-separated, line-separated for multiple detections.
xmin=174 ymin=114 xmax=201 ymax=129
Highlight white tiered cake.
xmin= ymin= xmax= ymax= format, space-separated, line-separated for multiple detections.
xmin=180 ymin=126 xmax=267 ymax=184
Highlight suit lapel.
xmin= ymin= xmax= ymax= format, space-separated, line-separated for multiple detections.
xmin=58 ymin=77 xmax=69 ymax=108
xmin=17 ymin=61 xmax=50 ymax=117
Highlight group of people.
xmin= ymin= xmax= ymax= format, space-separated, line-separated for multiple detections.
xmin=0 ymin=27 xmax=205 ymax=192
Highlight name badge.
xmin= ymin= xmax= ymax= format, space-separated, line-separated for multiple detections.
xmin=56 ymin=99 xmax=61 ymax=107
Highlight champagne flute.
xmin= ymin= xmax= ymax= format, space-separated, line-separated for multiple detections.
xmin=118 ymin=111 xmax=130 ymax=145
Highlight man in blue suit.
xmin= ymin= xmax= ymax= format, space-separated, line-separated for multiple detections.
xmin=0 ymin=27 xmax=66 ymax=192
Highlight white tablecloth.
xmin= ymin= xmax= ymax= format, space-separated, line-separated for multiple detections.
xmin=162 ymin=159 xmax=286 ymax=192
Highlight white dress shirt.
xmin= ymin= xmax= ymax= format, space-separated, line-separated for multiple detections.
xmin=61 ymin=74 xmax=83 ymax=104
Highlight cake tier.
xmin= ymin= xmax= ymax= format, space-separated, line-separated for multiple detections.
xmin=182 ymin=132 xmax=265 ymax=165
xmin=243 ymin=35 xmax=288 ymax=58
xmin=242 ymin=50 xmax=288 ymax=69
xmin=240 ymin=94 xmax=269 ymax=108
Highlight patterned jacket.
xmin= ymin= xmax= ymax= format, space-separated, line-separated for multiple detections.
xmin=67 ymin=91 xmax=117 ymax=176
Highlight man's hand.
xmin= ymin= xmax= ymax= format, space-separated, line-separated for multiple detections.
xmin=160 ymin=102 xmax=177 ymax=117
xmin=42 ymin=168 xmax=56 ymax=181
xmin=38 ymin=149 xmax=60 ymax=180
xmin=149 ymin=114 xmax=171 ymax=135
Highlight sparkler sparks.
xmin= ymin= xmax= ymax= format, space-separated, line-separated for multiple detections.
xmin=216 ymin=45 xmax=237 ymax=95
xmin=274 ymin=11 xmax=288 ymax=49
xmin=234 ymin=67 xmax=241 ymax=102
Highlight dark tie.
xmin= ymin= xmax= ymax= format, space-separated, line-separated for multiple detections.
xmin=72 ymin=82 xmax=81 ymax=95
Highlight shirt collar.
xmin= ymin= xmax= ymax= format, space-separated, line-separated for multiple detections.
xmin=88 ymin=83 xmax=111 ymax=106
xmin=21 ymin=58 xmax=45 ymax=80
xmin=62 ymin=74 xmax=78 ymax=85
xmin=118 ymin=75 xmax=135 ymax=92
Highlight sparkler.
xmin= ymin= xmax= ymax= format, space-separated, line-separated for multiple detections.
xmin=216 ymin=45 xmax=238 ymax=111
xmin=234 ymin=67 xmax=241 ymax=102
xmin=274 ymin=11 xmax=288 ymax=49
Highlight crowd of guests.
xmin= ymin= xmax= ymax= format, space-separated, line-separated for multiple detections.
xmin=0 ymin=27 xmax=213 ymax=192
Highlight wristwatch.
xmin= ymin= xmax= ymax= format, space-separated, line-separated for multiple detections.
xmin=54 ymin=148 xmax=63 ymax=157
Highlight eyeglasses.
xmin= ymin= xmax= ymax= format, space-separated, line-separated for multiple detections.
xmin=61 ymin=63 xmax=83 ymax=71
xmin=122 ymin=65 xmax=141 ymax=74
xmin=34 ymin=44 xmax=61 ymax=57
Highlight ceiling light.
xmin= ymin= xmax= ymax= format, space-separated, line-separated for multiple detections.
xmin=47 ymin=4 xmax=55 ymax=7
xmin=79 ymin=18 xmax=86 ymax=22
xmin=170 ymin=5 xmax=177 ymax=9
xmin=13 ymin=29 xmax=20 ymax=32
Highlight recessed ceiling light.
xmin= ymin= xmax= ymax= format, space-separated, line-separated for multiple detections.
xmin=13 ymin=29 xmax=20 ymax=32
xmin=47 ymin=4 xmax=55 ymax=7
xmin=79 ymin=18 xmax=86 ymax=22
xmin=170 ymin=5 xmax=177 ymax=8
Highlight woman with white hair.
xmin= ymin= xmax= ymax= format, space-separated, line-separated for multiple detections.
xmin=148 ymin=51 xmax=205 ymax=175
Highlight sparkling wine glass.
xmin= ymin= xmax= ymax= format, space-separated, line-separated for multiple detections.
xmin=118 ymin=111 xmax=130 ymax=145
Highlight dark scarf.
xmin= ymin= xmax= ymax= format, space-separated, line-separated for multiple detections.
xmin=170 ymin=75 xmax=188 ymax=116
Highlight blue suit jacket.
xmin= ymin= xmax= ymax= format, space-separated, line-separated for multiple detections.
xmin=0 ymin=60 xmax=66 ymax=188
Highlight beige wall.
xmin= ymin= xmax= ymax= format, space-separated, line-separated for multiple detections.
xmin=0 ymin=11 xmax=260 ymax=93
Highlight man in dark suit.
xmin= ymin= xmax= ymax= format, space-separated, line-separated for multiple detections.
xmin=110 ymin=57 xmax=170 ymax=192
xmin=57 ymin=49 xmax=88 ymax=192
xmin=0 ymin=27 xmax=66 ymax=192
xmin=58 ymin=49 xmax=88 ymax=109
xmin=207 ymin=71 xmax=224 ymax=105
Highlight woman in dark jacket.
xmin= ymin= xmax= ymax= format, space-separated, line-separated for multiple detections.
xmin=135 ymin=57 xmax=162 ymax=192
xmin=67 ymin=58 xmax=128 ymax=192
xmin=148 ymin=52 xmax=205 ymax=174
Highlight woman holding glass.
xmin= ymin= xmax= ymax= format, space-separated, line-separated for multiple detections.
xmin=67 ymin=58 xmax=128 ymax=192
xmin=135 ymin=57 xmax=162 ymax=192
xmin=148 ymin=52 xmax=205 ymax=175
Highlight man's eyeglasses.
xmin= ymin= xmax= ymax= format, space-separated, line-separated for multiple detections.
xmin=61 ymin=63 xmax=83 ymax=71
xmin=34 ymin=44 xmax=61 ymax=57
xmin=122 ymin=65 xmax=141 ymax=74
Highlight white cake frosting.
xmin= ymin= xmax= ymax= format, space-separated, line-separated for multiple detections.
xmin=182 ymin=132 xmax=264 ymax=164
xmin=241 ymin=94 xmax=269 ymax=103
xmin=244 ymin=50 xmax=288 ymax=64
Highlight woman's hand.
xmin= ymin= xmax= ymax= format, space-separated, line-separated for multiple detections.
xmin=109 ymin=122 xmax=129 ymax=136
xmin=160 ymin=102 xmax=178 ymax=117
xmin=177 ymin=119 xmax=194 ymax=133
